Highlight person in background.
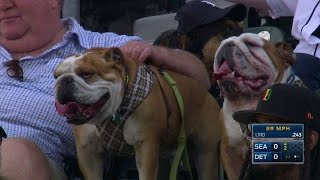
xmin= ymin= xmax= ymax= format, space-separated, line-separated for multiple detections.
xmin=233 ymin=84 xmax=320 ymax=180
xmin=226 ymin=0 xmax=320 ymax=93
xmin=173 ymin=0 xmax=246 ymax=59
xmin=154 ymin=0 xmax=247 ymax=106
xmin=0 ymin=0 xmax=209 ymax=179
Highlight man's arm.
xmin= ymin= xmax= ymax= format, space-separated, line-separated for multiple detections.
xmin=226 ymin=0 xmax=296 ymax=18
xmin=226 ymin=0 xmax=270 ymax=9
xmin=150 ymin=46 xmax=211 ymax=89
xmin=120 ymin=41 xmax=210 ymax=89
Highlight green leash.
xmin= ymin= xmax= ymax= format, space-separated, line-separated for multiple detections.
xmin=161 ymin=71 xmax=193 ymax=180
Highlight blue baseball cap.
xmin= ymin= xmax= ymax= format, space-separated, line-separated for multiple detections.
xmin=175 ymin=0 xmax=247 ymax=33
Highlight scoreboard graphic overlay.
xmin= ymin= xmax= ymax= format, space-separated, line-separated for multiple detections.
xmin=251 ymin=124 xmax=304 ymax=164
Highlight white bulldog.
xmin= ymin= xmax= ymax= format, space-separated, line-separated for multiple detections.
xmin=213 ymin=33 xmax=303 ymax=179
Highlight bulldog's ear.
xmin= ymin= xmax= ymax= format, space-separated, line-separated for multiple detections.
xmin=275 ymin=42 xmax=295 ymax=66
xmin=106 ymin=47 xmax=125 ymax=64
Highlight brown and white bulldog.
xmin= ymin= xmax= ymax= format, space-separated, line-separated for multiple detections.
xmin=212 ymin=33 xmax=303 ymax=179
xmin=54 ymin=47 xmax=221 ymax=180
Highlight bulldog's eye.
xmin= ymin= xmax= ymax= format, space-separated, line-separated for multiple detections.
xmin=225 ymin=25 xmax=233 ymax=32
xmin=80 ymin=72 xmax=94 ymax=79
xmin=53 ymin=73 xmax=61 ymax=79
xmin=246 ymin=41 xmax=257 ymax=47
xmin=112 ymin=54 xmax=121 ymax=61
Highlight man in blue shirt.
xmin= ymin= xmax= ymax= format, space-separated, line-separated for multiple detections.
xmin=0 ymin=0 xmax=209 ymax=179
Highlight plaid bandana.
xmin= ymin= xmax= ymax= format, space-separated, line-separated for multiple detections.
xmin=97 ymin=64 xmax=154 ymax=155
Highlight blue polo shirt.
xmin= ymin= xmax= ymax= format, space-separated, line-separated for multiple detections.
xmin=0 ymin=18 xmax=141 ymax=168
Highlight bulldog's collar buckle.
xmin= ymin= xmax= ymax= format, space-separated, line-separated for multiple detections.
xmin=123 ymin=74 xmax=129 ymax=84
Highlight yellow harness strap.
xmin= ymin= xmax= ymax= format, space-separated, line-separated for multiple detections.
xmin=161 ymin=71 xmax=193 ymax=180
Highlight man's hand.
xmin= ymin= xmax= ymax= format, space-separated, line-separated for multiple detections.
xmin=120 ymin=41 xmax=153 ymax=64
xmin=120 ymin=40 xmax=210 ymax=89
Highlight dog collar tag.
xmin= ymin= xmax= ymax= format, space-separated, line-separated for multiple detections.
xmin=112 ymin=113 xmax=121 ymax=124
xmin=258 ymin=31 xmax=271 ymax=41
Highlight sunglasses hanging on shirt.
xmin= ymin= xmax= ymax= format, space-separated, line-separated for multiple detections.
xmin=3 ymin=59 xmax=24 ymax=82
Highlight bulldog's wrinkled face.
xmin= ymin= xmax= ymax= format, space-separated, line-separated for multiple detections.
xmin=213 ymin=33 xmax=287 ymax=98
xmin=54 ymin=47 xmax=126 ymax=125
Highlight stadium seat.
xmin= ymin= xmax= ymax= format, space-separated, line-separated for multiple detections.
xmin=133 ymin=13 xmax=178 ymax=44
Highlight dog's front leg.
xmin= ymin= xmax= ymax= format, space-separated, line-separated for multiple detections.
xmin=134 ymin=140 xmax=160 ymax=180
xmin=221 ymin=143 xmax=243 ymax=180
xmin=72 ymin=124 xmax=105 ymax=180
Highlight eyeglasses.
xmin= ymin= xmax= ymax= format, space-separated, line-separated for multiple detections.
xmin=3 ymin=59 xmax=23 ymax=81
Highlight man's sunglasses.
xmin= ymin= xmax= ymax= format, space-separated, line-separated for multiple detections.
xmin=0 ymin=126 xmax=7 ymax=146
xmin=3 ymin=59 xmax=23 ymax=81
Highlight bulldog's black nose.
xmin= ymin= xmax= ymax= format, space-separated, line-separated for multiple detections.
xmin=57 ymin=76 xmax=77 ymax=104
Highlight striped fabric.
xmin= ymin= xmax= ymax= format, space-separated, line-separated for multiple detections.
xmin=0 ymin=18 xmax=141 ymax=168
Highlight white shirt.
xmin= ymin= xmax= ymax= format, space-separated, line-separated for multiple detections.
xmin=267 ymin=0 xmax=320 ymax=58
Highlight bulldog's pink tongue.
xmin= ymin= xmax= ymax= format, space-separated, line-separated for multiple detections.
xmin=55 ymin=101 xmax=81 ymax=116
xmin=213 ymin=61 xmax=232 ymax=80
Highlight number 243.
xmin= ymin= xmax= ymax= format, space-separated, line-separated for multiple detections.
xmin=292 ymin=132 xmax=302 ymax=138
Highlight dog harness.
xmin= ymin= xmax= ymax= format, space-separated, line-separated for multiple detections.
xmin=96 ymin=64 xmax=153 ymax=155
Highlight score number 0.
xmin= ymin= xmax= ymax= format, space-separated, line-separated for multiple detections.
xmin=273 ymin=143 xmax=280 ymax=160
